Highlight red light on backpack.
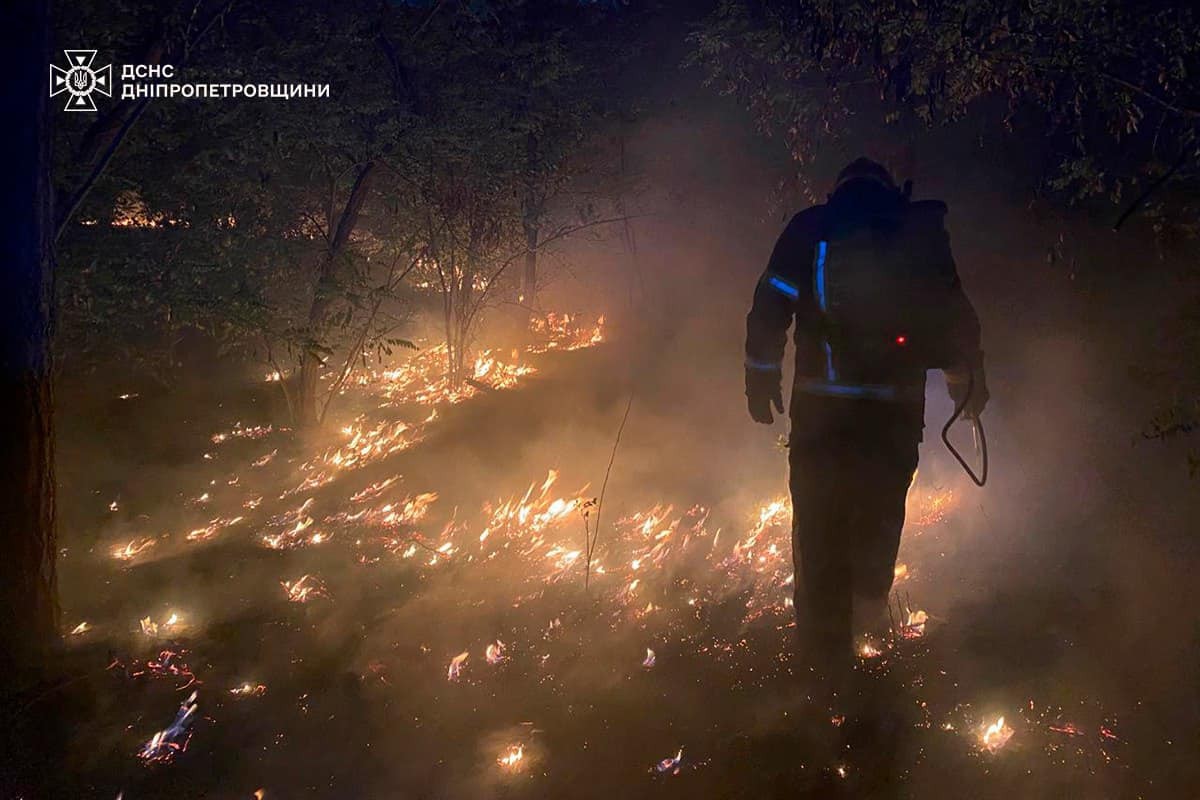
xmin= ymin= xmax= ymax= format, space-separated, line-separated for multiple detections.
xmin=895 ymin=335 xmax=907 ymax=346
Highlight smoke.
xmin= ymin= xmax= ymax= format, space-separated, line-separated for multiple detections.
xmin=532 ymin=89 xmax=1200 ymax=792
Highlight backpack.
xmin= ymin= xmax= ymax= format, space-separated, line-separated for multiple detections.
xmin=811 ymin=200 xmax=951 ymax=392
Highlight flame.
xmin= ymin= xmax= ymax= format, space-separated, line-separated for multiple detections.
xmin=210 ymin=423 xmax=275 ymax=444
xmin=281 ymin=574 xmax=330 ymax=603
xmin=447 ymin=651 xmax=469 ymax=681
xmin=252 ymin=450 xmax=277 ymax=467
xmin=283 ymin=414 xmax=436 ymax=499
xmin=497 ymin=744 xmax=525 ymax=769
xmin=186 ymin=515 xmax=244 ymax=543
xmin=112 ymin=537 xmax=157 ymax=562
xmin=140 ymin=612 xmax=184 ymax=638
xmin=361 ymin=345 xmax=534 ymax=408
xmin=979 ymin=716 xmax=1014 ymax=752
xmin=900 ymin=609 xmax=928 ymax=639
xmin=527 ymin=312 xmax=606 ymax=353
xmin=261 ymin=498 xmax=321 ymax=550
xmin=137 ymin=691 xmax=199 ymax=765
xmin=642 ymin=648 xmax=656 ymax=668
xmin=655 ymin=747 xmax=684 ymax=775
xmin=476 ymin=471 xmax=589 ymax=573
xmin=337 ymin=315 xmax=601 ymax=412
xmin=327 ymin=492 xmax=438 ymax=531
xmin=91 ymin=305 xmax=1009 ymax=771
xmin=485 ymin=641 xmax=507 ymax=665
xmin=350 ymin=476 xmax=402 ymax=503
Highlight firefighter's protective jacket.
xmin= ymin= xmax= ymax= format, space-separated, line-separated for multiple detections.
xmin=745 ymin=181 xmax=983 ymax=417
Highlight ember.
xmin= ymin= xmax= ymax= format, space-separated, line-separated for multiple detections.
xmin=1049 ymin=722 xmax=1085 ymax=737
xmin=111 ymin=648 xmax=200 ymax=690
xmin=210 ymin=422 xmax=275 ymax=444
xmin=908 ymin=485 xmax=957 ymax=528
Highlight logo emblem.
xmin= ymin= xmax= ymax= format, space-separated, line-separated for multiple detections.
xmin=49 ymin=50 xmax=112 ymax=111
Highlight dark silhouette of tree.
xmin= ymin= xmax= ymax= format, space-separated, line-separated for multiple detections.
xmin=1 ymin=0 xmax=58 ymax=688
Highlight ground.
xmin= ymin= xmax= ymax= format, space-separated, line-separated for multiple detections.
xmin=12 ymin=314 xmax=1194 ymax=799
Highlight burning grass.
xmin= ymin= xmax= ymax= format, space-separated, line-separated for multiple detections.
xmin=58 ymin=312 xmax=1136 ymax=796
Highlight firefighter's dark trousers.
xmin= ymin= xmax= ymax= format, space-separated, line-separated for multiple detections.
xmin=788 ymin=396 xmax=921 ymax=669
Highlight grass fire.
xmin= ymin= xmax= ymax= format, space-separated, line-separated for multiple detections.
xmin=4 ymin=1 xmax=1200 ymax=798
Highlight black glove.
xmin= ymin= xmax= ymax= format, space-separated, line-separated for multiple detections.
xmin=946 ymin=366 xmax=988 ymax=419
xmin=746 ymin=367 xmax=785 ymax=424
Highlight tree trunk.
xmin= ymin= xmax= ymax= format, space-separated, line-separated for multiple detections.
xmin=296 ymin=160 xmax=376 ymax=427
xmin=521 ymin=221 xmax=538 ymax=305
xmin=1 ymin=0 xmax=58 ymax=687
xmin=520 ymin=132 xmax=541 ymax=322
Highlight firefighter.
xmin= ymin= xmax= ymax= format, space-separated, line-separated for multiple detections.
xmin=744 ymin=157 xmax=987 ymax=676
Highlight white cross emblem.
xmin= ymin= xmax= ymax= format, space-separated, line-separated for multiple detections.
xmin=50 ymin=50 xmax=113 ymax=112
